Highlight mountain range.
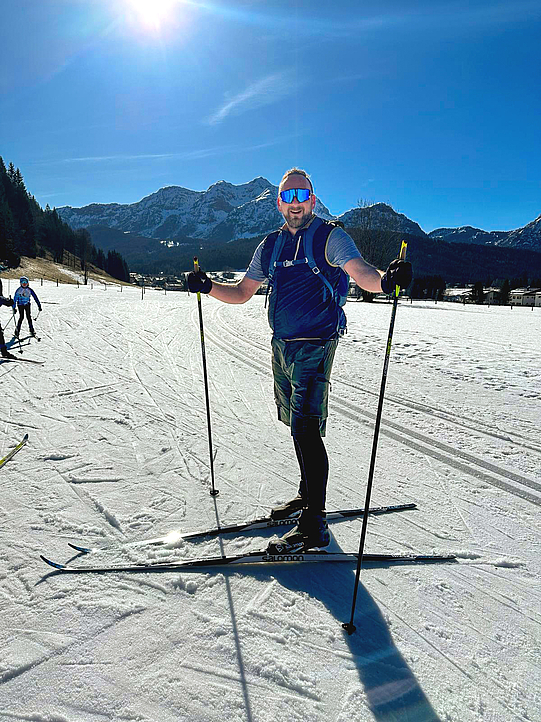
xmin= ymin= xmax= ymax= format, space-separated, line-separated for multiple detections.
xmin=56 ymin=177 xmax=426 ymax=245
xmin=56 ymin=178 xmax=541 ymax=282
xmin=57 ymin=177 xmax=541 ymax=252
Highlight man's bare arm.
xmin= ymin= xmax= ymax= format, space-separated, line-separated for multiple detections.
xmin=209 ymin=275 xmax=263 ymax=304
xmin=344 ymin=257 xmax=384 ymax=294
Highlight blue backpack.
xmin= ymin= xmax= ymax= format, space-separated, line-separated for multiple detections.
xmin=266 ymin=219 xmax=349 ymax=333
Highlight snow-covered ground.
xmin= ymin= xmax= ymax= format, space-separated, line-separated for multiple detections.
xmin=1 ymin=281 xmax=540 ymax=722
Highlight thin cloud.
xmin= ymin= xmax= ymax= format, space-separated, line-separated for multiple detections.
xmin=53 ymin=139 xmax=292 ymax=165
xmin=61 ymin=153 xmax=177 ymax=163
xmin=206 ymin=73 xmax=296 ymax=126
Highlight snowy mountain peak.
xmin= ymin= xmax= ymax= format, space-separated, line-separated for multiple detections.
xmin=56 ymin=177 xmax=337 ymax=243
xmin=501 ymin=213 xmax=541 ymax=249
xmin=56 ymin=179 xmax=540 ymax=253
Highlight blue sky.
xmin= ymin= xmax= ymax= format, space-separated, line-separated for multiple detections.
xmin=1 ymin=0 xmax=540 ymax=233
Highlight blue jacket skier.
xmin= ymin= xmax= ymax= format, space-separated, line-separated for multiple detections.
xmin=13 ymin=277 xmax=42 ymax=338
xmin=188 ymin=168 xmax=412 ymax=554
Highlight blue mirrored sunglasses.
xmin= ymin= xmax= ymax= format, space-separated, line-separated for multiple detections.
xmin=279 ymin=188 xmax=311 ymax=204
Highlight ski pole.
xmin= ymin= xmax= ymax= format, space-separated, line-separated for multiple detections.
xmin=343 ymin=240 xmax=408 ymax=635
xmin=11 ymin=308 xmax=23 ymax=354
xmin=193 ymin=257 xmax=219 ymax=497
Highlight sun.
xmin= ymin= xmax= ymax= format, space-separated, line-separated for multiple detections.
xmin=126 ymin=0 xmax=179 ymax=32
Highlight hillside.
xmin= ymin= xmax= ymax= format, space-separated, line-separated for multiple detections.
xmin=0 ymin=158 xmax=131 ymax=283
xmin=0 ymin=254 xmax=129 ymax=288
xmin=92 ymin=225 xmax=541 ymax=286
xmin=398 ymin=234 xmax=541 ymax=284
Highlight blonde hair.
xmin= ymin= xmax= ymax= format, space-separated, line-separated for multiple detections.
xmin=279 ymin=168 xmax=313 ymax=193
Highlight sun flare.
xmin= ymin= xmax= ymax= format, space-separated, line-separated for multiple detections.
xmin=127 ymin=0 xmax=179 ymax=32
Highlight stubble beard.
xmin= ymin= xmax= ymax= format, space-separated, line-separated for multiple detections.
xmin=283 ymin=207 xmax=312 ymax=230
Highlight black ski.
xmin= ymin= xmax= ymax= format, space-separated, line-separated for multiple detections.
xmin=0 ymin=433 xmax=29 ymax=468
xmin=41 ymin=549 xmax=456 ymax=574
xmin=67 ymin=502 xmax=417 ymax=555
xmin=1 ymin=357 xmax=44 ymax=364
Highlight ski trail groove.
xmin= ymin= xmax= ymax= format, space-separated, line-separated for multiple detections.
xmin=204 ymin=312 xmax=541 ymax=508
xmin=216 ymin=305 xmax=541 ymax=453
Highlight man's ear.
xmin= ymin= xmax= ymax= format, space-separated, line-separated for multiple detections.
xmin=311 ymin=194 xmax=316 ymax=210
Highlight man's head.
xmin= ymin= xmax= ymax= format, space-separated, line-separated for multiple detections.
xmin=277 ymin=168 xmax=316 ymax=232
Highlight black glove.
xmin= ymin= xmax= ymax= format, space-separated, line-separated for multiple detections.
xmin=188 ymin=270 xmax=212 ymax=294
xmin=381 ymin=259 xmax=412 ymax=294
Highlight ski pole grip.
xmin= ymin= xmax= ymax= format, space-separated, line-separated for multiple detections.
xmin=395 ymin=240 xmax=408 ymax=295
xmin=194 ymin=257 xmax=200 ymax=273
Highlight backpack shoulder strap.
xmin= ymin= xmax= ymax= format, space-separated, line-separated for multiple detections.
xmin=266 ymin=230 xmax=286 ymax=285
xmin=304 ymin=220 xmax=336 ymax=299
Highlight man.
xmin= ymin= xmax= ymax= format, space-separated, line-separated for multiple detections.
xmin=1 ymin=294 xmax=17 ymax=359
xmin=188 ymin=168 xmax=412 ymax=553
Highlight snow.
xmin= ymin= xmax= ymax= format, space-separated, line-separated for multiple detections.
xmin=1 ymin=283 xmax=540 ymax=722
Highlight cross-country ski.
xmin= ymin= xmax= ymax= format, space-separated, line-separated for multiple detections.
xmin=0 ymin=356 xmax=45 ymax=364
xmin=41 ymin=549 xmax=457 ymax=574
xmin=67 ymin=502 xmax=417 ymax=554
xmin=0 ymin=433 xmax=28 ymax=468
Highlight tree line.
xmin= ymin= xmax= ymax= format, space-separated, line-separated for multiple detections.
xmin=0 ymin=158 xmax=130 ymax=282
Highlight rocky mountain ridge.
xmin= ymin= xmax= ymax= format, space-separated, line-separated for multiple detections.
xmin=429 ymin=214 xmax=541 ymax=251
xmin=57 ymin=178 xmax=540 ymax=252
xmin=56 ymin=177 xmax=426 ymax=243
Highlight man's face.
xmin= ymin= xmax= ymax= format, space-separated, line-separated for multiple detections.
xmin=277 ymin=174 xmax=316 ymax=230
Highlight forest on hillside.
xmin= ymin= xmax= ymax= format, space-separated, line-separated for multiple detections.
xmin=103 ymin=225 xmax=541 ymax=295
xmin=0 ymin=158 xmax=130 ymax=282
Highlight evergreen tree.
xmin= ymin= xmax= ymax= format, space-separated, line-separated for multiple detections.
xmin=106 ymin=250 xmax=130 ymax=282
xmin=411 ymin=275 xmax=446 ymax=300
xmin=96 ymin=249 xmax=106 ymax=270
xmin=499 ymin=279 xmax=510 ymax=305
xmin=0 ymin=156 xmax=130 ymax=281
xmin=471 ymin=281 xmax=485 ymax=304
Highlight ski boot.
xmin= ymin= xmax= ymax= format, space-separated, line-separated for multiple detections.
xmin=1 ymin=346 xmax=17 ymax=360
xmin=270 ymin=494 xmax=306 ymax=520
xmin=266 ymin=510 xmax=330 ymax=554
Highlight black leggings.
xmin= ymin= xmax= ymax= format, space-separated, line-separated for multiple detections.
xmin=293 ymin=419 xmax=329 ymax=513
xmin=16 ymin=305 xmax=34 ymax=334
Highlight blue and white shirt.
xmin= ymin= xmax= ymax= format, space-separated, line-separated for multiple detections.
xmin=13 ymin=286 xmax=41 ymax=310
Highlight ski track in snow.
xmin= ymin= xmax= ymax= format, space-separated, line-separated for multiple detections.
xmin=0 ymin=283 xmax=540 ymax=722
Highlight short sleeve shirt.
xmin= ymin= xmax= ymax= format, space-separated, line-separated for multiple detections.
xmin=245 ymin=220 xmax=362 ymax=283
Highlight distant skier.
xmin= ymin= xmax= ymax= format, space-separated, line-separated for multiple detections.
xmin=13 ymin=277 xmax=42 ymax=338
xmin=0 ymin=295 xmax=17 ymax=358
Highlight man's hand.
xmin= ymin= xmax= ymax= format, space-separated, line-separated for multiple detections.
xmin=381 ymin=259 xmax=412 ymax=294
xmin=188 ymin=270 xmax=212 ymax=294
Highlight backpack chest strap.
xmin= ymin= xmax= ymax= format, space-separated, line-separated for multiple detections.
xmin=275 ymin=258 xmax=308 ymax=269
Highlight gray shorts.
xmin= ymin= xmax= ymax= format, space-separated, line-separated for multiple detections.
xmin=271 ymin=338 xmax=338 ymax=437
